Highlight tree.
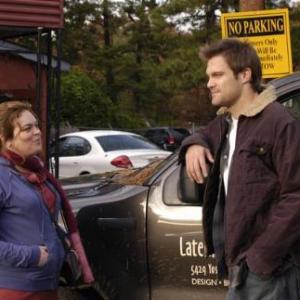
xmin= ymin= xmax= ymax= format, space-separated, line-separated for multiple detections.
xmin=290 ymin=3 xmax=300 ymax=71
xmin=59 ymin=0 xmax=300 ymax=129
xmin=62 ymin=0 xmax=100 ymax=65
xmin=61 ymin=69 xmax=112 ymax=128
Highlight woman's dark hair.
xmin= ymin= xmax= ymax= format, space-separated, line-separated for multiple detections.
xmin=0 ymin=101 xmax=35 ymax=151
xmin=199 ymin=38 xmax=263 ymax=92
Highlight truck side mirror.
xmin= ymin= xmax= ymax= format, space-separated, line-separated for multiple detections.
xmin=178 ymin=164 xmax=205 ymax=205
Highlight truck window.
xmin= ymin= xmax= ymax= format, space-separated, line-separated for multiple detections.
xmin=282 ymin=91 xmax=300 ymax=119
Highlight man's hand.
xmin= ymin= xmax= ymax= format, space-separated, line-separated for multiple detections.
xmin=185 ymin=145 xmax=214 ymax=184
xmin=38 ymin=245 xmax=49 ymax=267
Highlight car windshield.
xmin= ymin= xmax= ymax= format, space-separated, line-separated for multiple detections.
xmin=96 ymin=134 xmax=160 ymax=151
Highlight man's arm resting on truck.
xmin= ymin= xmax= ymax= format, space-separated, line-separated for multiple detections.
xmin=179 ymin=125 xmax=216 ymax=184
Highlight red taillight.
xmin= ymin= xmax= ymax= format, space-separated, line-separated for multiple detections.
xmin=111 ymin=155 xmax=133 ymax=168
xmin=168 ymin=135 xmax=175 ymax=144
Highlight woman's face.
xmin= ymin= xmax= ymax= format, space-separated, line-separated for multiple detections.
xmin=6 ymin=110 xmax=42 ymax=158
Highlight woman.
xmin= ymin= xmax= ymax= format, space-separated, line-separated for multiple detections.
xmin=0 ymin=101 xmax=94 ymax=299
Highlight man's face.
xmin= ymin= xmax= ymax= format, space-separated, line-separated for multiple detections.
xmin=206 ymin=55 xmax=244 ymax=108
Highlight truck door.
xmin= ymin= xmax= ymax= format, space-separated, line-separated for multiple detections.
xmin=146 ymin=162 xmax=228 ymax=300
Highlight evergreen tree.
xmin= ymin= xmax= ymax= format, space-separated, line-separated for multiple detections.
xmin=60 ymin=0 xmax=300 ymax=129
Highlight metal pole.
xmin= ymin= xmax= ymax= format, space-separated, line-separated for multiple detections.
xmin=46 ymin=29 xmax=53 ymax=170
xmin=35 ymin=27 xmax=43 ymax=116
xmin=54 ymin=29 xmax=62 ymax=178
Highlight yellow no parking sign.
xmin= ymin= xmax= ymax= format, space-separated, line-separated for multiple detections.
xmin=221 ymin=9 xmax=293 ymax=78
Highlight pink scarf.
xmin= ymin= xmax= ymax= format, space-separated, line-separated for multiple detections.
xmin=0 ymin=150 xmax=94 ymax=284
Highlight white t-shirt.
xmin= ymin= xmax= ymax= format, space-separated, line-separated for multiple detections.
xmin=223 ymin=117 xmax=238 ymax=195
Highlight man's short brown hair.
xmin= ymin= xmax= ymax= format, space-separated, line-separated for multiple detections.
xmin=200 ymin=38 xmax=263 ymax=92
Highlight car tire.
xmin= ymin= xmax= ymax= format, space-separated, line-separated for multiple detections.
xmin=80 ymin=171 xmax=90 ymax=176
xmin=58 ymin=287 xmax=87 ymax=300
xmin=58 ymin=286 xmax=103 ymax=300
xmin=92 ymin=273 xmax=119 ymax=300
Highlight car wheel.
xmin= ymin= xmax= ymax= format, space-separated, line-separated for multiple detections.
xmin=80 ymin=171 xmax=90 ymax=176
xmin=58 ymin=287 xmax=87 ymax=300
xmin=92 ymin=273 xmax=119 ymax=300
xmin=58 ymin=286 xmax=103 ymax=300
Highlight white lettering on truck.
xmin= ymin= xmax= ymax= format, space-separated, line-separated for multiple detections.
xmin=179 ymin=237 xmax=205 ymax=257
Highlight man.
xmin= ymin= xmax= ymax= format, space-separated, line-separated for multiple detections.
xmin=180 ymin=38 xmax=300 ymax=299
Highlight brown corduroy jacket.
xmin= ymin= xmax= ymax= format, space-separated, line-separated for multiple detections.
xmin=180 ymin=86 xmax=300 ymax=276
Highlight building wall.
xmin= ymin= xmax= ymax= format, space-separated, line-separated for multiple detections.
xmin=0 ymin=0 xmax=63 ymax=28
xmin=0 ymin=53 xmax=48 ymax=160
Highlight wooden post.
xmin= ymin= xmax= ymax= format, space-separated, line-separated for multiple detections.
xmin=239 ymin=0 xmax=264 ymax=11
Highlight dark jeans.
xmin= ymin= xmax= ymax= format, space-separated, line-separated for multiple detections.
xmin=226 ymin=263 xmax=300 ymax=300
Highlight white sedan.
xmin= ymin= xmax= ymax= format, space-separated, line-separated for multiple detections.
xmin=52 ymin=130 xmax=171 ymax=178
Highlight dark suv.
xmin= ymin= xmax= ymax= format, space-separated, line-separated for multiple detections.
xmin=143 ymin=127 xmax=190 ymax=151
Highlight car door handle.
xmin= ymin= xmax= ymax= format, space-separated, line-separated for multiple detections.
xmin=97 ymin=218 xmax=136 ymax=231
